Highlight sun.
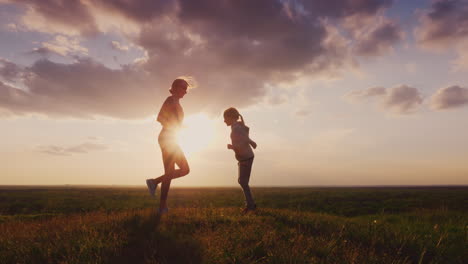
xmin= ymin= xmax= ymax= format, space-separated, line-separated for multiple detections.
xmin=177 ymin=113 xmax=216 ymax=156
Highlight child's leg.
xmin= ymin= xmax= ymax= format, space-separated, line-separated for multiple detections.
xmin=238 ymin=158 xmax=255 ymax=208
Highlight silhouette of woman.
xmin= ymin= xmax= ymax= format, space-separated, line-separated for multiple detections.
xmin=146 ymin=78 xmax=190 ymax=215
xmin=223 ymin=107 xmax=257 ymax=214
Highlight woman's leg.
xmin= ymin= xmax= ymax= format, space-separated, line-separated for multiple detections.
xmin=159 ymin=149 xmax=175 ymax=210
xmin=157 ymin=146 xmax=189 ymax=211
xmin=238 ymin=158 xmax=255 ymax=209
xmin=171 ymin=146 xmax=190 ymax=180
xmin=154 ymin=145 xmax=189 ymax=183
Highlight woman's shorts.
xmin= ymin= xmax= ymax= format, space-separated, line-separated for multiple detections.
xmin=158 ymin=131 xmax=184 ymax=162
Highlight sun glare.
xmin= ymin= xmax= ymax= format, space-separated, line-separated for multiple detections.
xmin=177 ymin=113 xmax=216 ymax=156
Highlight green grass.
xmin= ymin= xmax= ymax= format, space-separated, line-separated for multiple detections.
xmin=0 ymin=186 xmax=467 ymax=263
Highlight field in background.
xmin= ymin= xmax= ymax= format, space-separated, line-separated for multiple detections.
xmin=0 ymin=186 xmax=467 ymax=263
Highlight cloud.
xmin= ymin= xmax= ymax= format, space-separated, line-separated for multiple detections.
xmin=15 ymin=0 xmax=99 ymax=36
xmin=430 ymin=85 xmax=468 ymax=110
xmin=453 ymin=41 xmax=468 ymax=70
xmin=5 ymin=23 xmax=18 ymax=32
xmin=300 ymin=0 xmax=393 ymax=17
xmin=36 ymin=141 xmax=108 ymax=156
xmin=346 ymin=85 xmax=423 ymax=114
xmin=26 ymin=47 xmax=54 ymax=57
xmin=110 ymin=41 xmax=129 ymax=51
xmin=0 ymin=58 xmax=24 ymax=82
xmin=346 ymin=86 xmax=386 ymax=101
xmin=0 ymin=81 xmax=30 ymax=117
xmin=0 ymin=58 xmax=158 ymax=119
xmin=40 ymin=35 xmax=88 ymax=56
xmin=92 ymin=0 xmax=174 ymax=24
xmin=416 ymin=0 xmax=468 ymax=48
xmin=5 ymin=0 xmax=173 ymax=36
xmin=25 ymin=36 xmax=88 ymax=58
xmin=352 ymin=17 xmax=404 ymax=56
xmin=415 ymin=0 xmax=468 ymax=69
xmin=383 ymin=85 xmax=423 ymax=114
xmin=1 ymin=0 xmax=402 ymax=119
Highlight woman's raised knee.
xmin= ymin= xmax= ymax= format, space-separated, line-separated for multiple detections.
xmin=180 ymin=166 xmax=190 ymax=176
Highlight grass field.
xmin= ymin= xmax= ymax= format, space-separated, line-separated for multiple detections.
xmin=0 ymin=186 xmax=466 ymax=263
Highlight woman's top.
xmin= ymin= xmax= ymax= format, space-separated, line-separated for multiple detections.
xmin=157 ymin=96 xmax=184 ymax=131
xmin=230 ymin=121 xmax=254 ymax=161
xmin=157 ymin=96 xmax=184 ymax=145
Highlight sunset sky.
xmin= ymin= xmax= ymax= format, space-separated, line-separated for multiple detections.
xmin=1 ymin=0 xmax=467 ymax=186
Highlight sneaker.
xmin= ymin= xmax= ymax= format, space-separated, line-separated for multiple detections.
xmin=146 ymin=179 xmax=157 ymax=197
xmin=158 ymin=207 xmax=169 ymax=215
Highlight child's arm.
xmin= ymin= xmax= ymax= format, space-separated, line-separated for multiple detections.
xmin=227 ymin=144 xmax=238 ymax=151
xmin=249 ymin=139 xmax=257 ymax=149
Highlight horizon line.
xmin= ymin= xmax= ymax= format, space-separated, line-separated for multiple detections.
xmin=1 ymin=184 xmax=467 ymax=189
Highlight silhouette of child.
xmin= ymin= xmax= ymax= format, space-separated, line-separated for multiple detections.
xmin=223 ymin=107 xmax=257 ymax=213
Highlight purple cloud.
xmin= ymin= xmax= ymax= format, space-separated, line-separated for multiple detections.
xmin=347 ymin=85 xmax=423 ymax=114
xmin=0 ymin=59 xmax=24 ymax=82
xmin=0 ymin=59 xmax=158 ymax=119
xmin=353 ymin=20 xmax=404 ymax=56
xmin=0 ymin=0 xmax=402 ymax=119
xmin=416 ymin=0 xmax=468 ymax=48
xmin=12 ymin=0 xmax=99 ymax=36
xmin=383 ymin=85 xmax=423 ymax=114
xmin=431 ymin=85 xmax=468 ymax=110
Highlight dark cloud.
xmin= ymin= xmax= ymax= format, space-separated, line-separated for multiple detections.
xmin=36 ymin=141 xmax=108 ymax=156
xmin=416 ymin=0 xmax=468 ymax=48
xmin=134 ymin=0 xmax=397 ymax=113
xmin=415 ymin=0 xmax=468 ymax=69
xmin=383 ymin=85 xmax=423 ymax=114
xmin=354 ymin=20 xmax=403 ymax=56
xmin=1 ymin=0 xmax=402 ymax=119
xmin=0 ymin=81 xmax=32 ymax=116
xmin=0 ymin=59 xmax=159 ymax=119
xmin=431 ymin=85 xmax=468 ymax=110
xmin=93 ymin=0 xmax=174 ymax=23
xmin=11 ymin=0 xmax=99 ymax=36
xmin=0 ymin=59 xmax=24 ymax=82
xmin=347 ymin=85 xmax=423 ymax=114
xmin=300 ymin=0 xmax=393 ymax=18
xmin=26 ymin=47 xmax=54 ymax=57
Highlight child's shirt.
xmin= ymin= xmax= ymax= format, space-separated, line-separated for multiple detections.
xmin=230 ymin=122 xmax=254 ymax=161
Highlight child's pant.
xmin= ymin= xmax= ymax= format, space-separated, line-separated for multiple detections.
xmin=238 ymin=157 xmax=255 ymax=208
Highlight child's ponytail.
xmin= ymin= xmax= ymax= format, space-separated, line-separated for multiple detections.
xmin=224 ymin=107 xmax=247 ymax=126
xmin=239 ymin=114 xmax=245 ymax=126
